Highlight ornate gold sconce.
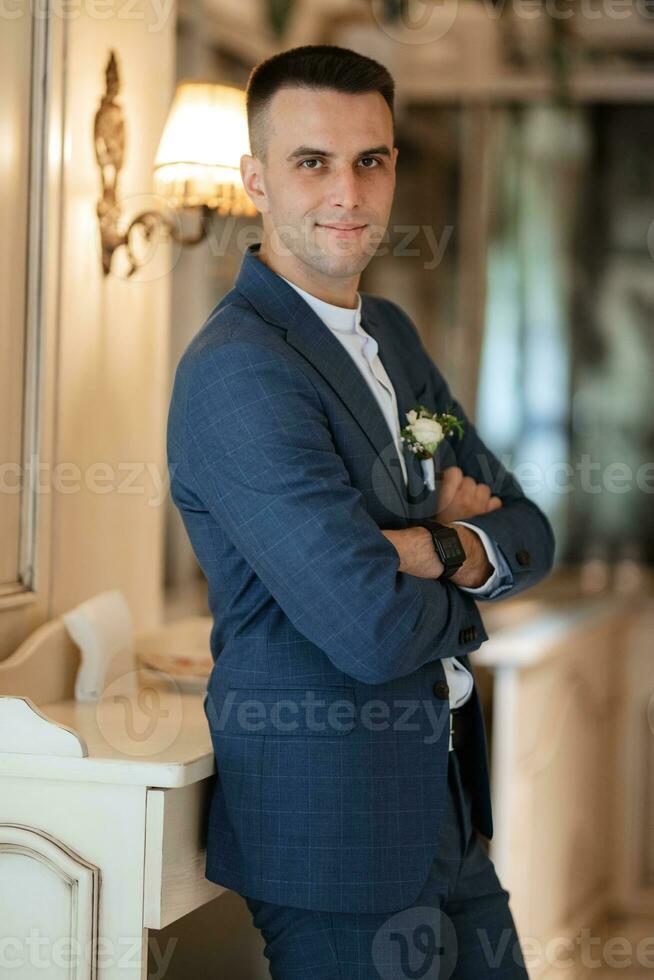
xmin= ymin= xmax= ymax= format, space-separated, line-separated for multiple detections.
xmin=94 ymin=50 xmax=257 ymax=277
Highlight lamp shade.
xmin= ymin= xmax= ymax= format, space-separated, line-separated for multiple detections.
xmin=153 ymin=82 xmax=257 ymax=215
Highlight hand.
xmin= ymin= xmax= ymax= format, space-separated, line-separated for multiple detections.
xmin=447 ymin=524 xmax=494 ymax=588
xmin=434 ymin=466 xmax=502 ymax=524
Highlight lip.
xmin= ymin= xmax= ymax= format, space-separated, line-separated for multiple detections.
xmin=317 ymin=223 xmax=367 ymax=236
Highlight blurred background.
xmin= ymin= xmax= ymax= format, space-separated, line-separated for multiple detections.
xmin=2 ymin=1 xmax=654 ymax=977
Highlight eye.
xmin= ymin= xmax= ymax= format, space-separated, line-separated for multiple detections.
xmin=298 ymin=157 xmax=383 ymax=170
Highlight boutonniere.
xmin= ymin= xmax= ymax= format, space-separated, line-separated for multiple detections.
xmin=400 ymin=404 xmax=465 ymax=490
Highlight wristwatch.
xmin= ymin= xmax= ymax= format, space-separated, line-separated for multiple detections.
xmin=416 ymin=519 xmax=466 ymax=579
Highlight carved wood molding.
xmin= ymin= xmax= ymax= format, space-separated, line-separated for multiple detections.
xmin=0 ymin=822 xmax=100 ymax=978
xmin=0 ymin=696 xmax=87 ymax=757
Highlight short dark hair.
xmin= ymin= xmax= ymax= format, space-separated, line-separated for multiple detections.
xmin=246 ymin=44 xmax=395 ymax=160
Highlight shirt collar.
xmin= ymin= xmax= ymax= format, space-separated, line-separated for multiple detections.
xmin=278 ymin=274 xmax=362 ymax=335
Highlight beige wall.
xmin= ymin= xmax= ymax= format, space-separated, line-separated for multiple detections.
xmin=0 ymin=12 xmax=274 ymax=978
xmin=1 ymin=4 xmax=175 ymax=658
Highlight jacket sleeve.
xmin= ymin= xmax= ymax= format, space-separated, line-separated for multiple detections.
xmin=385 ymin=300 xmax=557 ymax=601
xmin=177 ymin=340 xmax=488 ymax=685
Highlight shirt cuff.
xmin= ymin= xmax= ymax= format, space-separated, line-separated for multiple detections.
xmin=451 ymin=520 xmax=514 ymax=598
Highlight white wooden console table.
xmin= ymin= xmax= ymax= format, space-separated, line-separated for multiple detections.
xmin=0 ymin=615 xmax=221 ymax=980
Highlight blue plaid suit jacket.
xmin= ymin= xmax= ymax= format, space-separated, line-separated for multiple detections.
xmin=166 ymin=242 xmax=555 ymax=914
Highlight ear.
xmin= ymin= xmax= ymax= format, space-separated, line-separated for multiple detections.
xmin=241 ymin=154 xmax=270 ymax=214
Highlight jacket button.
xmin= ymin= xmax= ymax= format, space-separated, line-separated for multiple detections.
xmin=515 ymin=549 xmax=531 ymax=567
xmin=433 ymin=681 xmax=450 ymax=699
xmin=458 ymin=627 xmax=473 ymax=644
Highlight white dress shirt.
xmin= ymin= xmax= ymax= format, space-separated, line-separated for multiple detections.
xmin=279 ymin=276 xmax=512 ymax=710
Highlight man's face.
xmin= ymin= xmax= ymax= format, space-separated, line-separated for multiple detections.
xmin=241 ymin=87 xmax=398 ymax=285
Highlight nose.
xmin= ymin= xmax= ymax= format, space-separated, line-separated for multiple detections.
xmin=326 ymin=164 xmax=361 ymax=213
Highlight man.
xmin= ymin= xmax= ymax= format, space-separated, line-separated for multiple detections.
xmin=167 ymin=44 xmax=555 ymax=978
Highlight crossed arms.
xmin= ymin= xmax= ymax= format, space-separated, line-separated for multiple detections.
xmin=179 ymin=327 xmax=555 ymax=686
xmin=382 ymin=467 xmax=503 ymax=586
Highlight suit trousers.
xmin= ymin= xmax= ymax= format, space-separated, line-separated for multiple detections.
xmin=243 ymin=737 xmax=530 ymax=979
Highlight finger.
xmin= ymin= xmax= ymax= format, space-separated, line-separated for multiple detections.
xmin=459 ymin=476 xmax=478 ymax=509
xmin=486 ymin=496 xmax=503 ymax=511
xmin=475 ymin=483 xmax=491 ymax=508
xmin=458 ymin=475 xmax=476 ymax=504
xmin=438 ymin=466 xmax=463 ymax=506
xmin=441 ymin=466 xmax=463 ymax=489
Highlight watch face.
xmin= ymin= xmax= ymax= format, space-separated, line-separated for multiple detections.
xmin=423 ymin=522 xmax=465 ymax=573
xmin=442 ymin=538 xmax=463 ymax=560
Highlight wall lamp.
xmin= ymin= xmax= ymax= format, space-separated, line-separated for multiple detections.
xmin=94 ymin=50 xmax=257 ymax=277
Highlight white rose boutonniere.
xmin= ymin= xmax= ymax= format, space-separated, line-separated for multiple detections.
xmin=400 ymin=403 xmax=465 ymax=490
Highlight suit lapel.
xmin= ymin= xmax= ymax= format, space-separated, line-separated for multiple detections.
xmin=285 ymin=312 xmax=411 ymax=519
xmin=361 ymin=305 xmax=427 ymax=508
xmin=234 ymin=244 xmax=410 ymax=520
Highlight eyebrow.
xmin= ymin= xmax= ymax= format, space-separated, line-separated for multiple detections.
xmin=286 ymin=145 xmax=392 ymax=161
